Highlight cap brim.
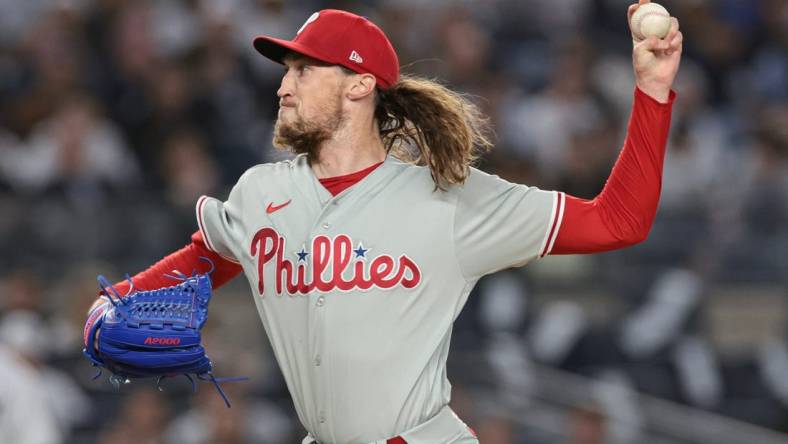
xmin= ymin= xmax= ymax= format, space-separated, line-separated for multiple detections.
xmin=253 ymin=36 xmax=335 ymax=65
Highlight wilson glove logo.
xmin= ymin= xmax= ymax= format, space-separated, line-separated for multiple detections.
xmin=144 ymin=337 xmax=182 ymax=345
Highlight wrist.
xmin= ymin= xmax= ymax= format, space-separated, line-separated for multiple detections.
xmin=635 ymin=82 xmax=671 ymax=103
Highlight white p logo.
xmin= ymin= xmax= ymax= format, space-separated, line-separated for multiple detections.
xmin=297 ymin=12 xmax=320 ymax=35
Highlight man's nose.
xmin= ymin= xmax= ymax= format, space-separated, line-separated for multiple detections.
xmin=277 ymin=70 xmax=294 ymax=99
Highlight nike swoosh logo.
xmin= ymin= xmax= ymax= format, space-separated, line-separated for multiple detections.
xmin=266 ymin=199 xmax=292 ymax=214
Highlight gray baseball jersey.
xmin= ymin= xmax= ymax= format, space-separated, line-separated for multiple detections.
xmin=196 ymin=154 xmax=563 ymax=444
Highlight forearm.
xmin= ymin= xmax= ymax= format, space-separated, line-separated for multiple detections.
xmin=108 ymin=231 xmax=243 ymax=295
xmin=552 ymin=87 xmax=675 ymax=254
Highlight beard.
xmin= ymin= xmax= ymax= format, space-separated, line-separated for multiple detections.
xmin=273 ymin=95 xmax=345 ymax=161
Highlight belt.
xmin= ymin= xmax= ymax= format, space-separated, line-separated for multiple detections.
xmin=309 ymin=439 xmax=405 ymax=444
xmin=304 ymin=405 xmax=476 ymax=444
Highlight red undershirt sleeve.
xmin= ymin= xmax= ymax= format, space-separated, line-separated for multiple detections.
xmin=109 ymin=231 xmax=243 ymax=296
xmin=551 ymin=87 xmax=676 ymax=255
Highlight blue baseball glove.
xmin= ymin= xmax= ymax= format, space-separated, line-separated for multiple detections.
xmin=83 ymin=271 xmax=244 ymax=406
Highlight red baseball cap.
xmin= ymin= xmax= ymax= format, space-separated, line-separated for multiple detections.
xmin=253 ymin=9 xmax=400 ymax=89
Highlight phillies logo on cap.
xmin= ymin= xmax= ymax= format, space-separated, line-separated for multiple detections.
xmin=297 ymin=12 xmax=320 ymax=35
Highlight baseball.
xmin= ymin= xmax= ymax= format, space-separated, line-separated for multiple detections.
xmin=631 ymin=3 xmax=672 ymax=40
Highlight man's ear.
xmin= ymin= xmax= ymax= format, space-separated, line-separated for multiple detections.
xmin=346 ymin=73 xmax=377 ymax=101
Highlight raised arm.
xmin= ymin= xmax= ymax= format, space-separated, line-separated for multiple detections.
xmin=551 ymin=1 xmax=682 ymax=254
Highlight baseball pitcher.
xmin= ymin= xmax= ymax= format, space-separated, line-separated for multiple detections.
xmin=84 ymin=1 xmax=683 ymax=443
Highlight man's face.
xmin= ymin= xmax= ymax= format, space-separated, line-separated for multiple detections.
xmin=273 ymin=53 xmax=348 ymax=158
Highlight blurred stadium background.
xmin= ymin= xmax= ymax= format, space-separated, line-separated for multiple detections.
xmin=1 ymin=0 xmax=787 ymax=443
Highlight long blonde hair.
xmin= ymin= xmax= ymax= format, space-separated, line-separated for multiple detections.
xmin=374 ymin=75 xmax=493 ymax=190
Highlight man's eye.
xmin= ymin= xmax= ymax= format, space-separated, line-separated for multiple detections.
xmin=284 ymin=66 xmax=305 ymax=74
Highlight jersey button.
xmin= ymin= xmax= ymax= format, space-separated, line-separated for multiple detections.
xmin=322 ymin=222 xmax=330 ymax=229
xmin=315 ymin=355 xmax=321 ymax=366
xmin=316 ymin=296 xmax=325 ymax=307
xmin=319 ymin=412 xmax=326 ymax=423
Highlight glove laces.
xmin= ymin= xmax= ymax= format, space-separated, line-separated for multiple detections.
xmin=93 ymin=261 xmax=249 ymax=407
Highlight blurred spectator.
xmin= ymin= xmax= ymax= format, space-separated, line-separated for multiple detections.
xmin=676 ymin=0 xmax=750 ymax=105
xmin=158 ymin=128 xmax=220 ymax=209
xmin=0 ymin=93 xmax=140 ymax=200
xmin=0 ymin=268 xmax=45 ymax=313
xmin=735 ymin=0 xmax=788 ymax=107
xmin=164 ymin=384 xmax=295 ymax=444
xmin=435 ymin=6 xmax=493 ymax=88
xmin=717 ymin=105 xmax=788 ymax=282
xmin=96 ymin=387 xmax=171 ymax=444
xmin=2 ymin=8 xmax=88 ymax=137
xmin=558 ymin=109 xmax=619 ymax=199
xmin=151 ymin=0 xmax=202 ymax=60
xmin=501 ymin=37 xmax=610 ymax=187
xmin=659 ymin=61 xmax=732 ymax=215
xmin=191 ymin=11 xmax=272 ymax=179
xmin=48 ymin=262 xmax=117 ymax=356
xmin=474 ymin=415 xmax=516 ymax=444
xmin=0 ymin=310 xmax=92 ymax=438
xmin=567 ymin=404 xmax=606 ymax=444
xmin=0 ymin=344 xmax=62 ymax=444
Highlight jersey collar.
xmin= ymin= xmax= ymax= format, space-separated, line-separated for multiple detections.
xmin=290 ymin=153 xmax=405 ymax=208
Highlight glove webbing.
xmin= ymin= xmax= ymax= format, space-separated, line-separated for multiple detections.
xmin=93 ymin=267 xmax=248 ymax=407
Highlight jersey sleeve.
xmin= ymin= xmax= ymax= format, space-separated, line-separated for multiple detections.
xmin=195 ymin=172 xmax=252 ymax=265
xmin=453 ymin=168 xmax=563 ymax=280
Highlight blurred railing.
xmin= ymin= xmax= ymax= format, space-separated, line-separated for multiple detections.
xmin=521 ymin=365 xmax=788 ymax=444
